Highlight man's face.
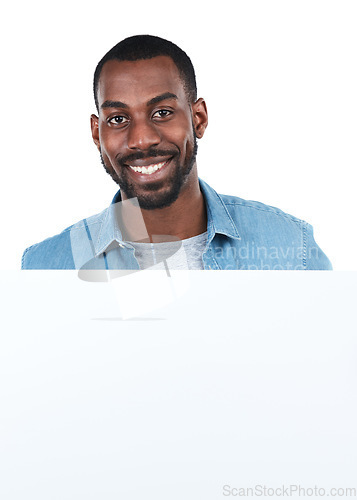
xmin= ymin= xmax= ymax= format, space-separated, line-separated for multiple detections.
xmin=91 ymin=56 xmax=207 ymax=210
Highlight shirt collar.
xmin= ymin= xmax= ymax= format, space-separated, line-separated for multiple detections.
xmin=94 ymin=178 xmax=240 ymax=256
xmin=94 ymin=190 xmax=124 ymax=256
xmin=199 ymin=178 xmax=241 ymax=240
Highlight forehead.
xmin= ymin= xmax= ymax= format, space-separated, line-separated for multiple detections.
xmin=97 ymin=56 xmax=187 ymax=107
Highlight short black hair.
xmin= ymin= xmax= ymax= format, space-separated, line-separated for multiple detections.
xmin=93 ymin=35 xmax=197 ymax=111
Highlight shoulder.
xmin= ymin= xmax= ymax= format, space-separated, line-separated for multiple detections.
xmin=213 ymin=189 xmax=332 ymax=270
xmin=200 ymin=178 xmax=303 ymax=227
xmin=219 ymin=192 xmax=305 ymax=226
xmin=21 ymin=209 xmax=107 ymax=270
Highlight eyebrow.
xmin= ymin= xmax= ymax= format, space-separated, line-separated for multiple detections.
xmin=101 ymin=100 xmax=128 ymax=109
xmin=100 ymin=92 xmax=178 ymax=110
xmin=147 ymin=92 xmax=178 ymax=106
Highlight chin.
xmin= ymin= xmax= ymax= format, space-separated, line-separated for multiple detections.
xmin=134 ymin=186 xmax=182 ymax=210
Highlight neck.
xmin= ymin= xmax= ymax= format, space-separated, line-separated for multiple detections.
xmin=120 ymin=174 xmax=207 ymax=243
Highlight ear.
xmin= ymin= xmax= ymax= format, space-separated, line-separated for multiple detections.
xmin=192 ymin=98 xmax=208 ymax=139
xmin=90 ymin=114 xmax=101 ymax=150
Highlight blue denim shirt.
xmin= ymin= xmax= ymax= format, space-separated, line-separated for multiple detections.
xmin=22 ymin=179 xmax=332 ymax=270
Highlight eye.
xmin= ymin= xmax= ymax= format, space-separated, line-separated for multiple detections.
xmin=107 ymin=115 xmax=128 ymax=125
xmin=152 ymin=109 xmax=172 ymax=119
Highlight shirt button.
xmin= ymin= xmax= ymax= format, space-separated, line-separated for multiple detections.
xmin=118 ymin=243 xmax=124 ymax=248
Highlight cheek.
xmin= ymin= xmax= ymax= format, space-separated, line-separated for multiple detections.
xmin=99 ymin=129 xmax=122 ymax=160
xmin=182 ymin=130 xmax=195 ymax=157
xmin=168 ymin=120 xmax=195 ymax=153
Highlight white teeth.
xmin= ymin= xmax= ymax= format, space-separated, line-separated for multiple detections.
xmin=129 ymin=161 xmax=166 ymax=174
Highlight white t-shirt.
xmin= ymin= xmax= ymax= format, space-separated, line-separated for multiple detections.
xmin=128 ymin=231 xmax=208 ymax=270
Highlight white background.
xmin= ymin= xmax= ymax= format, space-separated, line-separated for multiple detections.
xmin=1 ymin=0 xmax=356 ymax=269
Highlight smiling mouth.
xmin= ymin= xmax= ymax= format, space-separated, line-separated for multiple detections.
xmin=128 ymin=160 xmax=170 ymax=175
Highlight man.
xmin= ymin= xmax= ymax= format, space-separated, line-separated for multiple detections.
xmin=22 ymin=35 xmax=332 ymax=271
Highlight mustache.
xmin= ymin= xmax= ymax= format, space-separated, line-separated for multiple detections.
xmin=116 ymin=148 xmax=179 ymax=167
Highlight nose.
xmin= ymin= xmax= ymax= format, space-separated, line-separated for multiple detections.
xmin=127 ymin=117 xmax=161 ymax=150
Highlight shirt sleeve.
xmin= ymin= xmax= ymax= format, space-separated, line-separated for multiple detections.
xmin=304 ymin=222 xmax=333 ymax=270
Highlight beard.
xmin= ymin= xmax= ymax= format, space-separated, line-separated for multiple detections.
xmin=100 ymin=133 xmax=198 ymax=210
